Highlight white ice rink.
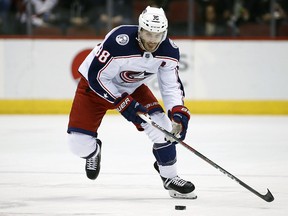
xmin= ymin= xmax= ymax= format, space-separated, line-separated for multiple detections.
xmin=0 ymin=114 xmax=287 ymax=216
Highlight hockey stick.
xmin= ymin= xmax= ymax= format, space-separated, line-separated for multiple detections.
xmin=138 ymin=113 xmax=274 ymax=202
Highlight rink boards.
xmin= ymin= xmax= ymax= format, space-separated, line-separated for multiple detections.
xmin=0 ymin=38 xmax=287 ymax=114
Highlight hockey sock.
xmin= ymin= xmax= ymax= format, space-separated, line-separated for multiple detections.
xmin=153 ymin=142 xmax=178 ymax=178
xmin=153 ymin=142 xmax=176 ymax=165
xmin=68 ymin=132 xmax=98 ymax=158
xmin=153 ymin=142 xmax=176 ymax=166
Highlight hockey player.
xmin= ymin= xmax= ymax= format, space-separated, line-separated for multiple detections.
xmin=67 ymin=6 xmax=196 ymax=199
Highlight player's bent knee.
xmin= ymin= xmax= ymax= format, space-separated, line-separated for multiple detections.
xmin=142 ymin=111 xmax=172 ymax=143
xmin=150 ymin=111 xmax=172 ymax=131
xmin=67 ymin=132 xmax=97 ymax=158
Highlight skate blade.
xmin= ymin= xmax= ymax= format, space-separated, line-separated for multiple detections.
xmin=169 ymin=190 xmax=197 ymax=199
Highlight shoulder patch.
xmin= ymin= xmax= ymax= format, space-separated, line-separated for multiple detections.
xmin=169 ymin=39 xmax=178 ymax=49
xmin=116 ymin=34 xmax=129 ymax=46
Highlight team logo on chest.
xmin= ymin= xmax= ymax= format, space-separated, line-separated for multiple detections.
xmin=119 ymin=71 xmax=153 ymax=83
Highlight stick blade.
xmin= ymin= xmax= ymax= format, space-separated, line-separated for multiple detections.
xmin=263 ymin=189 xmax=274 ymax=202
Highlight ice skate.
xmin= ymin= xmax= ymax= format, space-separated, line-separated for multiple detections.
xmin=85 ymin=139 xmax=102 ymax=180
xmin=154 ymin=162 xmax=197 ymax=199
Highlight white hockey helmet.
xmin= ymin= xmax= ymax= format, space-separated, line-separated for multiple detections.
xmin=138 ymin=6 xmax=168 ymax=46
xmin=139 ymin=6 xmax=168 ymax=34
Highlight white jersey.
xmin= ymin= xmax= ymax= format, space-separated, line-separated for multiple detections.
xmin=79 ymin=25 xmax=185 ymax=111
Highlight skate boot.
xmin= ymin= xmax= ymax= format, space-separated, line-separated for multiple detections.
xmin=154 ymin=161 xmax=197 ymax=199
xmin=85 ymin=139 xmax=102 ymax=180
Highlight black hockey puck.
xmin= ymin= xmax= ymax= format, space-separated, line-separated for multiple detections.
xmin=175 ymin=205 xmax=186 ymax=210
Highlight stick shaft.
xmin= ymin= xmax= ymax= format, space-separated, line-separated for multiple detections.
xmin=138 ymin=113 xmax=274 ymax=202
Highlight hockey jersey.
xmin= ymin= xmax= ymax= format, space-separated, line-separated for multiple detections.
xmin=78 ymin=25 xmax=185 ymax=111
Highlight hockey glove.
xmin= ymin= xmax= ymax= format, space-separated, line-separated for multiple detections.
xmin=166 ymin=105 xmax=190 ymax=142
xmin=114 ymin=93 xmax=148 ymax=124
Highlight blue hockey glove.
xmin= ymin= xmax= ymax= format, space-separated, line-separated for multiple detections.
xmin=114 ymin=93 xmax=148 ymax=124
xmin=167 ymin=105 xmax=190 ymax=141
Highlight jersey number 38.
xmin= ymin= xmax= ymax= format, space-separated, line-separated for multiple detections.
xmin=95 ymin=45 xmax=111 ymax=64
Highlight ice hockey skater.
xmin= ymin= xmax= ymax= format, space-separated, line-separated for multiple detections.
xmin=67 ymin=6 xmax=196 ymax=199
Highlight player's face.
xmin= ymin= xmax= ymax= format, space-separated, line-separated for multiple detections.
xmin=139 ymin=29 xmax=164 ymax=52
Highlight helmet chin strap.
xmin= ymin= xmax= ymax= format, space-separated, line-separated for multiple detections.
xmin=136 ymin=36 xmax=145 ymax=51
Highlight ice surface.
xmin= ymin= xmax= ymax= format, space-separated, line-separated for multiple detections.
xmin=0 ymin=114 xmax=287 ymax=216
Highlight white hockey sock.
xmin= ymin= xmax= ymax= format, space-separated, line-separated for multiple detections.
xmin=158 ymin=163 xmax=177 ymax=179
xmin=67 ymin=132 xmax=97 ymax=158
